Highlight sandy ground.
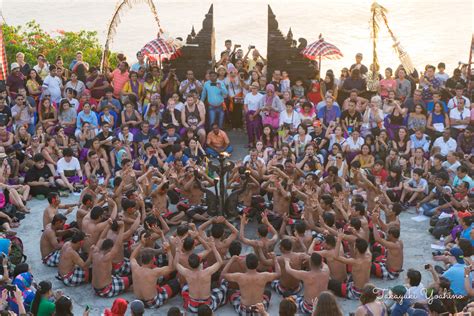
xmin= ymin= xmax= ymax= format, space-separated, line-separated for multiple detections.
xmin=15 ymin=131 xmax=440 ymax=315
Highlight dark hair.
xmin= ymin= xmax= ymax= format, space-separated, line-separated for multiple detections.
xmin=55 ymin=296 xmax=73 ymax=316
xmin=350 ymin=218 xmax=362 ymax=230
xmin=31 ymin=281 xmax=53 ymax=315
xmin=51 ymin=213 xmax=67 ymax=225
xmin=33 ymin=153 xmax=45 ymax=162
xmin=71 ymin=231 xmax=86 ymax=243
xmin=188 ymin=253 xmax=201 ymax=269
xmin=141 ymin=249 xmax=155 ymax=265
xmin=353 ymin=203 xmax=366 ymax=216
xmin=211 ymin=223 xmax=224 ymax=239
xmin=167 ymin=307 xmax=183 ymax=316
xmin=47 ymin=192 xmax=59 ymax=204
xmin=246 ymin=253 xmax=259 ymax=270
xmin=90 ymin=206 xmax=104 ymax=220
xmin=413 ymin=168 xmax=424 ymax=177
xmin=355 ymin=238 xmax=368 ymax=254
xmin=407 ymin=269 xmax=422 ymax=286
xmin=295 ymin=221 xmax=306 ymax=234
xmin=62 ymin=147 xmax=73 ymax=157
xmin=310 ymin=253 xmax=322 ymax=268
xmin=197 ymin=304 xmax=213 ymax=316
xmin=388 ymin=226 xmax=400 ymax=239
xmin=183 ymin=237 xmax=195 ymax=251
xmin=392 ymin=202 xmax=403 ymax=216
xmin=100 ymin=239 xmax=114 ymax=251
xmin=323 ymin=212 xmax=335 ymax=227
xmin=279 ymin=297 xmax=297 ymax=316
xmin=257 ymin=224 xmax=268 ymax=237
xmin=176 ymin=224 xmax=189 ymax=236
xmin=82 ymin=194 xmax=93 ymax=205
xmin=229 ymin=240 xmax=242 ymax=256
xmin=280 ymin=238 xmax=293 ymax=251
xmin=325 ymin=235 xmax=336 ymax=248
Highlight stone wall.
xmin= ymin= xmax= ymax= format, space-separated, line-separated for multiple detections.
xmin=267 ymin=5 xmax=316 ymax=81
xmin=170 ymin=5 xmax=215 ymax=80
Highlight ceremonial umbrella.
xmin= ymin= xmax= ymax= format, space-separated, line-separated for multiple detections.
xmin=301 ymin=34 xmax=343 ymax=71
xmin=140 ymin=36 xmax=181 ymax=61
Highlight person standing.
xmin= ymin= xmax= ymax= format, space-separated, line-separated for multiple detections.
xmin=349 ymin=53 xmax=368 ymax=77
xmin=107 ymin=62 xmax=130 ymax=100
xmin=42 ymin=65 xmax=63 ymax=105
xmin=6 ymin=63 xmax=25 ymax=99
xmin=244 ymin=82 xmax=264 ymax=147
xmin=201 ymin=71 xmax=228 ymax=129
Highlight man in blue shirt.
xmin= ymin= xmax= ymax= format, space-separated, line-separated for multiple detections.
xmin=442 ymin=248 xmax=470 ymax=296
xmin=201 ymin=71 xmax=228 ymax=128
xmin=410 ymin=128 xmax=431 ymax=154
xmin=317 ymin=96 xmax=341 ymax=127
xmin=165 ymin=144 xmax=189 ymax=166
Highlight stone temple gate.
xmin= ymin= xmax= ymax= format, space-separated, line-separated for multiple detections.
xmin=171 ymin=5 xmax=316 ymax=80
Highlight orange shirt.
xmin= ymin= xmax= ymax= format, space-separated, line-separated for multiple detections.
xmin=206 ymin=130 xmax=229 ymax=149
xmin=111 ymin=69 xmax=129 ymax=98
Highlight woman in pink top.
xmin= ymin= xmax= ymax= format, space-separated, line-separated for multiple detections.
xmin=379 ymin=67 xmax=397 ymax=100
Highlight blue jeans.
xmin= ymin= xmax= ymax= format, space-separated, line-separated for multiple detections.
xmin=421 ymin=201 xmax=439 ymax=217
xmin=208 ymin=105 xmax=225 ymax=129
xmin=205 ymin=145 xmax=233 ymax=158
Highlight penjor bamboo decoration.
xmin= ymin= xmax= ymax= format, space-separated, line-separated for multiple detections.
xmin=370 ymin=2 xmax=415 ymax=75
xmin=100 ymin=0 xmax=163 ymax=71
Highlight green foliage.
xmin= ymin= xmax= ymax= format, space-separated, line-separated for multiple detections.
xmin=2 ymin=20 xmax=117 ymax=70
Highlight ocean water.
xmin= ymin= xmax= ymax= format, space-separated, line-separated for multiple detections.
xmin=2 ymin=0 xmax=473 ymax=73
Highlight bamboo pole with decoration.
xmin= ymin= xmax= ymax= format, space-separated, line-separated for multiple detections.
xmin=370 ymin=1 xmax=415 ymax=75
xmin=100 ymin=0 xmax=163 ymax=71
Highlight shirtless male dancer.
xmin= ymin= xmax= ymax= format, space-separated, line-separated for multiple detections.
xmin=91 ymin=221 xmax=131 ymax=298
xmin=284 ymin=253 xmax=330 ymax=314
xmin=222 ymin=253 xmax=281 ymax=315
xmin=177 ymin=238 xmax=228 ymax=314
xmin=329 ymin=232 xmax=372 ymax=300
xmin=57 ymin=231 xmax=93 ymax=286
xmin=130 ymin=236 xmax=181 ymax=309
xmin=40 ymin=214 xmax=67 ymax=267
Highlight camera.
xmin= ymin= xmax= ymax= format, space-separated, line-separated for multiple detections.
xmin=4 ymin=284 xmax=16 ymax=296
xmin=424 ymin=264 xmax=430 ymax=270
xmin=249 ymin=45 xmax=256 ymax=49
xmin=210 ymin=82 xmax=217 ymax=86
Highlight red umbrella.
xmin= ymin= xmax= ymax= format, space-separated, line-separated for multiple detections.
xmin=140 ymin=36 xmax=181 ymax=61
xmin=301 ymin=35 xmax=343 ymax=70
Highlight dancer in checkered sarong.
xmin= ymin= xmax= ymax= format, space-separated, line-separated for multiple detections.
xmin=57 ymin=231 xmax=92 ymax=287
xmin=40 ymin=214 xmax=67 ymax=268
xmin=92 ymin=221 xmax=131 ymax=298
xmin=177 ymin=241 xmax=227 ymax=314
xmin=327 ymin=234 xmax=373 ymax=300
xmin=130 ymin=236 xmax=180 ymax=309
xmin=222 ymin=253 xmax=280 ymax=316
xmin=370 ymin=224 xmax=403 ymax=280
xmin=42 ymin=249 xmax=60 ymax=267
xmin=282 ymin=253 xmax=330 ymax=315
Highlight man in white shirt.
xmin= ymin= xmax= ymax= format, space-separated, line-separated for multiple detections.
xmin=33 ymin=54 xmax=50 ymax=80
xmin=42 ymin=65 xmax=63 ymax=104
xmin=449 ymin=97 xmax=471 ymax=138
xmin=56 ymin=148 xmax=83 ymax=193
xmin=433 ymin=129 xmax=457 ymax=157
xmin=179 ymin=70 xmax=203 ymax=100
xmin=447 ymin=84 xmax=471 ymax=110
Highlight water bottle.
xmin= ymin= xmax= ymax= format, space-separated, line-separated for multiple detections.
xmin=439 ymin=235 xmax=445 ymax=247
